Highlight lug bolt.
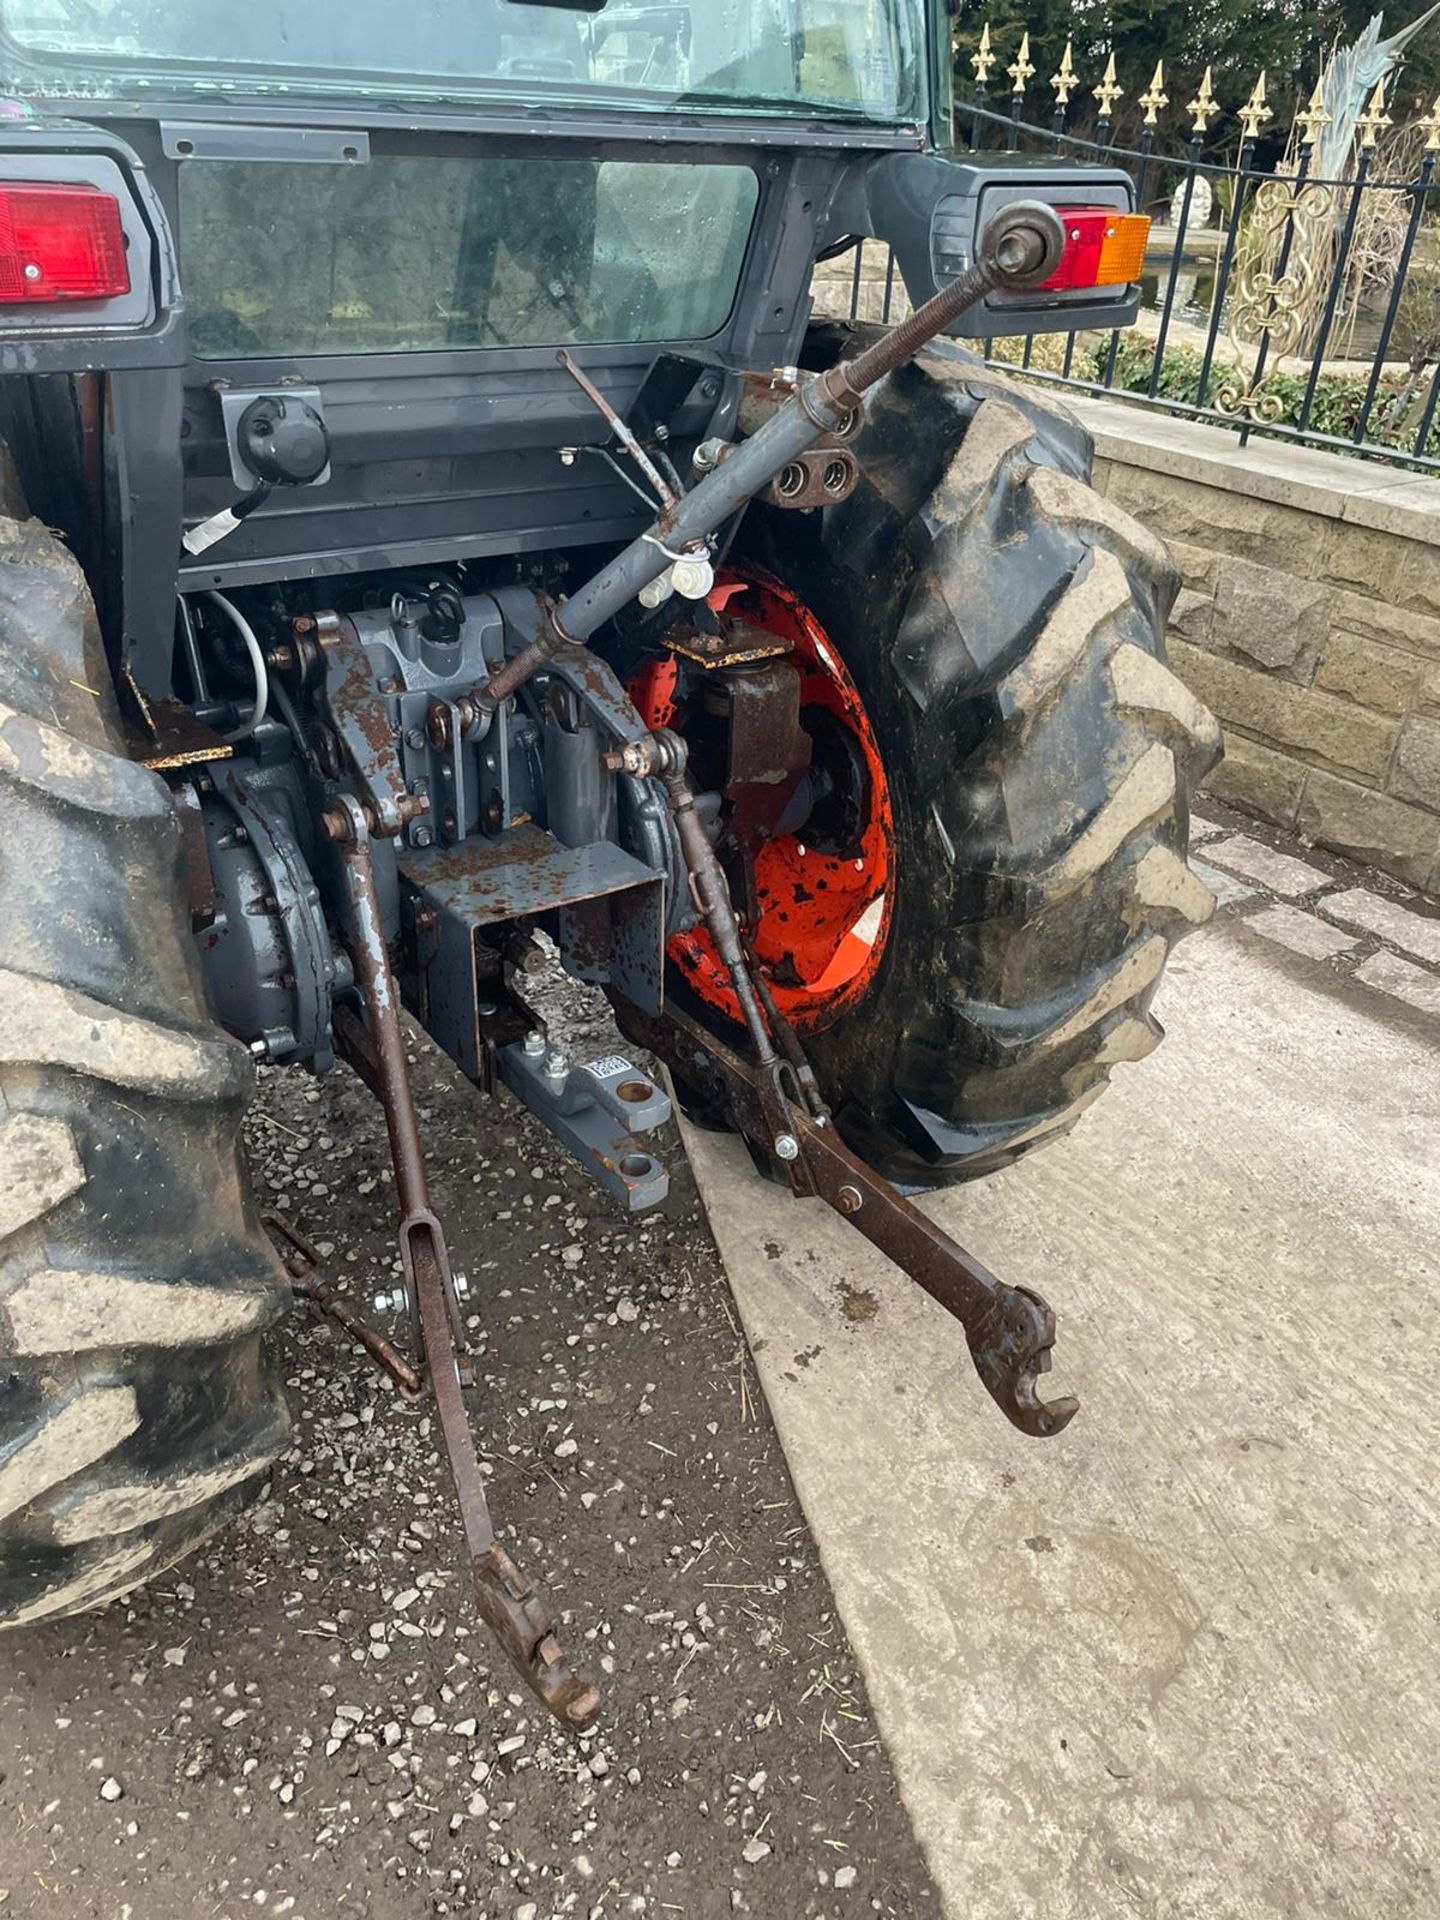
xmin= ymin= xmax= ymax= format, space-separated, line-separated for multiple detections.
xmin=836 ymin=1184 xmax=863 ymax=1214
xmin=774 ymin=1133 xmax=800 ymax=1162
xmin=522 ymin=1030 xmax=547 ymax=1057
xmin=544 ymin=1047 xmax=569 ymax=1079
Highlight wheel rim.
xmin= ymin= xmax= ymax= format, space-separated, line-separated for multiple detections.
xmin=629 ymin=567 xmax=895 ymax=1033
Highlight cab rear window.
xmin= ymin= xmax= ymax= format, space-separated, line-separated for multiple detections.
xmin=178 ymin=152 xmax=759 ymax=358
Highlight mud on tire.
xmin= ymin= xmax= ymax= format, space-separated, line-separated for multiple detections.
xmin=0 ymin=514 xmax=289 ymax=1628
xmin=736 ymin=331 xmax=1221 ymax=1185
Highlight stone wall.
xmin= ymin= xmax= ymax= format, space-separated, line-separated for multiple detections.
xmin=1067 ymin=398 xmax=1440 ymax=898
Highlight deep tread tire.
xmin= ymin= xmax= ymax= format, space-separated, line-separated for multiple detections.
xmin=0 ymin=514 xmax=289 ymax=1628
xmin=735 ymin=331 xmax=1220 ymax=1185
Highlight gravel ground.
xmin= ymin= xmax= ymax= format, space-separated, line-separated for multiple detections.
xmin=0 ymin=974 xmax=937 ymax=1920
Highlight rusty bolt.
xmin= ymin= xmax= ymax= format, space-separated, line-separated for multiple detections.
xmin=265 ymin=643 xmax=296 ymax=673
xmin=319 ymin=806 xmax=354 ymax=843
xmin=836 ymin=1184 xmax=863 ymax=1215
xmin=426 ymin=702 xmax=452 ymax=751
xmin=415 ymin=906 xmax=439 ymax=933
xmin=292 ymin=614 xmax=316 ymax=636
xmin=394 ymin=793 xmax=431 ymax=826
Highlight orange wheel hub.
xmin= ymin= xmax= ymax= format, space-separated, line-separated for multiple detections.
xmin=628 ymin=569 xmax=894 ymax=1033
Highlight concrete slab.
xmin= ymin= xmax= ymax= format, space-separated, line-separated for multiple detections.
xmin=681 ymin=924 xmax=1440 ymax=1920
xmin=1242 ymin=901 xmax=1359 ymax=960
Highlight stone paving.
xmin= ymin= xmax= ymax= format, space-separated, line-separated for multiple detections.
xmin=1189 ymin=801 xmax=1440 ymax=1024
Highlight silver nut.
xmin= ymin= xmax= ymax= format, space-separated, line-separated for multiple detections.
xmin=773 ymin=1133 xmax=800 ymax=1162
xmin=452 ymin=1271 xmax=471 ymax=1302
xmin=249 ymin=1037 xmax=270 ymax=1060
xmin=544 ymin=1047 xmax=569 ymax=1078
xmin=373 ymin=1286 xmax=406 ymax=1315
xmin=522 ymin=1029 xmax=547 ymax=1057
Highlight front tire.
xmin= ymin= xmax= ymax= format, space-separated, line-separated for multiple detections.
xmin=0 ymin=513 xmax=290 ymax=1628
xmin=732 ymin=335 xmax=1220 ymax=1185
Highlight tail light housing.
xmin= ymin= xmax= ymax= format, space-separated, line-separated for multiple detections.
xmin=1040 ymin=205 xmax=1150 ymax=292
xmin=0 ymin=181 xmax=130 ymax=303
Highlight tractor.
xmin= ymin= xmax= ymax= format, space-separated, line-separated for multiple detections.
xmin=0 ymin=0 xmax=1219 ymax=1726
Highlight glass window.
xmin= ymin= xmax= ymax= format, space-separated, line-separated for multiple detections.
xmin=178 ymin=154 xmax=760 ymax=359
xmin=1 ymin=1 xmax=923 ymax=123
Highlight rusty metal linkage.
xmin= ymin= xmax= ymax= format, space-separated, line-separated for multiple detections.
xmin=636 ymin=998 xmax=1079 ymax=1440
xmin=327 ymin=791 xmax=601 ymax=1733
xmin=613 ymin=730 xmax=1078 ymax=1441
xmin=556 ymin=347 xmax=679 ymax=516
xmin=266 ymin=1211 xmax=426 ymax=1399
xmin=475 ymin=201 xmax=1066 ymax=710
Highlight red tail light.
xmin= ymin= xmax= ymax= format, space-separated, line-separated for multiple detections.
xmin=0 ymin=182 xmax=129 ymax=303
xmin=1039 ymin=205 xmax=1150 ymax=292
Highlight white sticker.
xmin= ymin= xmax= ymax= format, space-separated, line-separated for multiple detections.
xmin=588 ymin=1055 xmax=634 ymax=1079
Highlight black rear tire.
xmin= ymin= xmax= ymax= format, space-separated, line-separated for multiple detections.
xmin=0 ymin=513 xmax=290 ymax=1628
xmin=730 ymin=334 xmax=1220 ymax=1185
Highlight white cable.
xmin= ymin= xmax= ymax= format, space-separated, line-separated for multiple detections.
xmin=204 ymin=589 xmax=269 ymax=742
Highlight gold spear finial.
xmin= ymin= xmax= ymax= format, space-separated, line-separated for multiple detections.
xmin=1093 ymin=52 xmax=1124 ymax=117
xmin=1187 ymin=66 xmax=1218 ymax=136
xmin=972 ymin=22 xmax=996 ymax=86
xmin=1422 ymin=91 xmax=1440 ymax=153
xmin=1051 ymin=39 xmax=1078 ymax=107
xmin=1139 ymin=59 xmax=1169 ymax=128
xmin=1357 ymin=76 xmax=1392 ymax=150
xmin=1237 ymin=71 xmax=1270 ymax=142
xmin=1296 ymin=78 xmax=1331 ymax=148
xmin=1007 ymin=31 xmax=1035 ymax=94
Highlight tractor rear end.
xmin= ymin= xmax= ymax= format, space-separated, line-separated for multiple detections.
xmin=0 ymin=2 xmax=1218 ymax=1724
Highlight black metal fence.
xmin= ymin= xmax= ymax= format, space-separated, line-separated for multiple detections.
xmin=823 ymin=73 xmax=1440 ymax=474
